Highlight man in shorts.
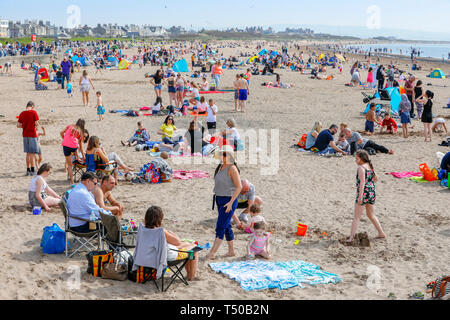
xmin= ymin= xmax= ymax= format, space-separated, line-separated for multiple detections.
xmin=17 ymin=101 xmax=40 ymax=176
xmin=92 ymin=175 xmax=124 ymax=220
xmin=237 ymin=74 xmax=250 ymax=113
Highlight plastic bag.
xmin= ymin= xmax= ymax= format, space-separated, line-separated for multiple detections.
xmin=41 ymin=223 xmax=66 ymax=254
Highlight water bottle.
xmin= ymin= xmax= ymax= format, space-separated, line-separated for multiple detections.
xmin=89 ymin=210 xmax=97 ymax=230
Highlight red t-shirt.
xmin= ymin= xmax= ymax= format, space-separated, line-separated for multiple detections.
xmin=382 ymin=118 xmax=398 ymax=131
xmin=18 ymin=109 xmax=39 ymax=138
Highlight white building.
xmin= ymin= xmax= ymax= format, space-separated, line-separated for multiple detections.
xmin=0 ymin=19 xmax=9 ymax=38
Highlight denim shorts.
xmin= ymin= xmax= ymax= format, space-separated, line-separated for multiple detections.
xmin=23 ymin=137 xmax=39 ymax=154
xmin=154 ymin=84 xmax=162 ymax=90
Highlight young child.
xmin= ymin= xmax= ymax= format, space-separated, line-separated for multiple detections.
xmin=96 ymin=91 xmax=105 ymax=121
xmin=122 ymin=121 xmax=150 ymax=147
xmin=245 ymin=68 xmax=252 ymax=85
xmin=66 ymin=79 xmax=73 ymax=97
xmin=380 ymin=113 xmax=398 ymax=134
xmin=206 ymin=98 xmax=218 ymax=134
xmin=199 ymin=77 xmax=209 ymax=91
xmin=336 ymin=133 xmax=350 ymax=154
xmin=242 ymin=204 xmax=266 ymax=234
xmin=246 ymin=222 xmax=271 ymax=260
xmin=364 ymin=103 xmax=378 ymax=136
xmin=432 ymin=117 xmax=448 ymax=134
xmin=36 ymin=125 xmax=46 ymax=167
xmin=365 ymin=67 xmax=374 ymax=89
xmin=152 ymin=96 xmax=163 ymax=115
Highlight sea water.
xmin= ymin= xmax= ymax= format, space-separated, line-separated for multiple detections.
xmin=345 ymin=43 xmax=450 ymax=60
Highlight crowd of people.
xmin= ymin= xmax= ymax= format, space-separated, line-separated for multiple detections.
xmin=13 ymin=38 xmax=450 ymax=287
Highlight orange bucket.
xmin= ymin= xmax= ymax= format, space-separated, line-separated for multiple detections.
xmin=297 ymin=223 xmax=308 ymax=237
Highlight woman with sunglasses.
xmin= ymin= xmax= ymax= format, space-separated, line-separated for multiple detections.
xmin=207 ymin=145 xmax=242 ymax=260
xmin=157 ymin=115 xmax=182 ymax=146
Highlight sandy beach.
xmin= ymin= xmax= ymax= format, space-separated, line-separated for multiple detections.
xmin=0 ymin=41 xmax=449 ymax=300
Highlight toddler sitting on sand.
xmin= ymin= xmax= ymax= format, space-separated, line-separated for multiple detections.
xmin=247 ymin=222 xmax=271 ymax=260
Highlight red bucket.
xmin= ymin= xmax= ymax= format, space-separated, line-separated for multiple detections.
xmin=297 ymin=223 xmax=308 ymax=237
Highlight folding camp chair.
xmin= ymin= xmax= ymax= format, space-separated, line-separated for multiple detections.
xmin=59 ymin=195 xmax=102 ymax=258
xmin=72 ymin=159 xmax=87 ymax=183
xmin=131 ymin=226 xmax=197 ymax=292
xmin=99 ymin=212 xmax=136 ymax=263
xmin=85 ymin=153 xmax=118 ymax=178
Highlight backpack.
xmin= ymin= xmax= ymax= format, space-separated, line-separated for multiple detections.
xmin=297 ymin=134 xmax=308 ymax=149
xmin=432 ymin=276 xmax=450 ymax=299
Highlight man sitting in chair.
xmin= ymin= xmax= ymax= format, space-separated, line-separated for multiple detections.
xmin=67 ymin=172 xmax=102 ymax=233
xmin=92 ymin=175 xmax=124 ymax=220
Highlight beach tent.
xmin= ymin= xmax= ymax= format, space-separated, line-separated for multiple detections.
xmin=173 ymin=59 xmax=189 ymax=73
xmin=363 ymin=87 xmax=401 ymax=115
xmin=65 ymin=49 xmax=72 ymax=56
xmin=319 ymin=54 xmax=325 ymax=60
xmin=259 ymin=49 xmax=268 ymax=56
xmin=107 ymin=57 xmax=119 ymax=67
xmin=248 ymin=56 xmax=258 ymax=63
xmin=35 ymin=67 xmax=49 ymax=82
xmin=118 ymin=59 xmax=132 ymax=70
xmin=428 ymin=68 xmax=446 ymax=79
xmin=335 ymin=54 xmax=345 ymax=62
xmin=270 ymin=51 xmax=279 ymax=56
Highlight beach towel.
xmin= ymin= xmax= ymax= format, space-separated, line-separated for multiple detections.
xmin=209 ymin=260 xmax=341 ymax=291
xmin=199 ymin=91 xmax=227 ymax=94
xmin=409 ymin=176 xmax=431 ymax=183
xmin=173 ymin=170 xmax=209 ymax=180
xmin=386 ymin=172 xmax=423 ymax=179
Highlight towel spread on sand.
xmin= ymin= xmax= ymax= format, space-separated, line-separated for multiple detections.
xmin=386 ymin=172 xmax=423 ymax=179
xmin=209 ymin=260 xmax=341 ymax=291
xmin=173 ymin=170 xmax=209 ymax=180
xmin=409 ymin=176 xmax=432 ymax=183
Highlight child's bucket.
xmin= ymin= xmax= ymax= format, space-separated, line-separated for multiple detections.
xmin=419 ymin=163 xmax=437 ymax=182
xmin=297 ymin=223 xmax=308 ymax=237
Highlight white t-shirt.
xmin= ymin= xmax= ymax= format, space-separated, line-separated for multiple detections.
xmin=152 ymin=103 xmax=161 ymax=112
xmin=192 ymin=88 xmax=200 ymax=98
xmin=29 ymin=175 xmax=47 ymax=193
xmin=228 ymin=127 xmax=240 ymax=140
xmin=206 ymin=104 xmax=218 ymax=123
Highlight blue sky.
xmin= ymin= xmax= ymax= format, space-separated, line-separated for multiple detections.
xmin=2 ymin=0 xmax=450 ymax=40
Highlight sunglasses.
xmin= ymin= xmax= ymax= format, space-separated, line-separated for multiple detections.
xmin=90 ymin=179 xmax=98 ymax=186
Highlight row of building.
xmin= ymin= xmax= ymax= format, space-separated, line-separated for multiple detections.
xmin=0 ymin=19 xmax=190 ymax=39
xmin=0 ymin=18 xmax=315 ymax=40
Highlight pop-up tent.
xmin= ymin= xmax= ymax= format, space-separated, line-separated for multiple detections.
xmin=428 ymin=68 xmax=446 ymax=79
xmin=363 ymin=87 xmax=401 ymax=115
xmin=248 ymin=56 xmax=259 ymax=63
xmin=259 ymin=49 xmax=268 ymax=56
xmin=35 ymin=67 xmax=49 ymax=82
xmin=173 ymin=59 xmax=189 ymax=73
xmin=118 ymin=59 xmax=132 ymax=70
xmin=107 ymin=57 xmax=119 ymax=67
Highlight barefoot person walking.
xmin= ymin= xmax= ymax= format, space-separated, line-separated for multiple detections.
xmin=347 ymin=150 xmax=386 ymax=243
xmin=79 ymin=70 xmax=95 ymax=107
xmin=207 ymin=145 xmax=242 ymax=260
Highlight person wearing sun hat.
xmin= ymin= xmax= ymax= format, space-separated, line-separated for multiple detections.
xmin=207 ymin=145 xmax=242 ymax=260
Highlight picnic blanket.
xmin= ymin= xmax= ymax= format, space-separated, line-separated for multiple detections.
xmin=173 ymin=170 xmax=209 ymax=180
xmin=209 ymin=260 xmax=341 ymax=291
xmin=386 ymin=172 xmax=422 ymax=179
